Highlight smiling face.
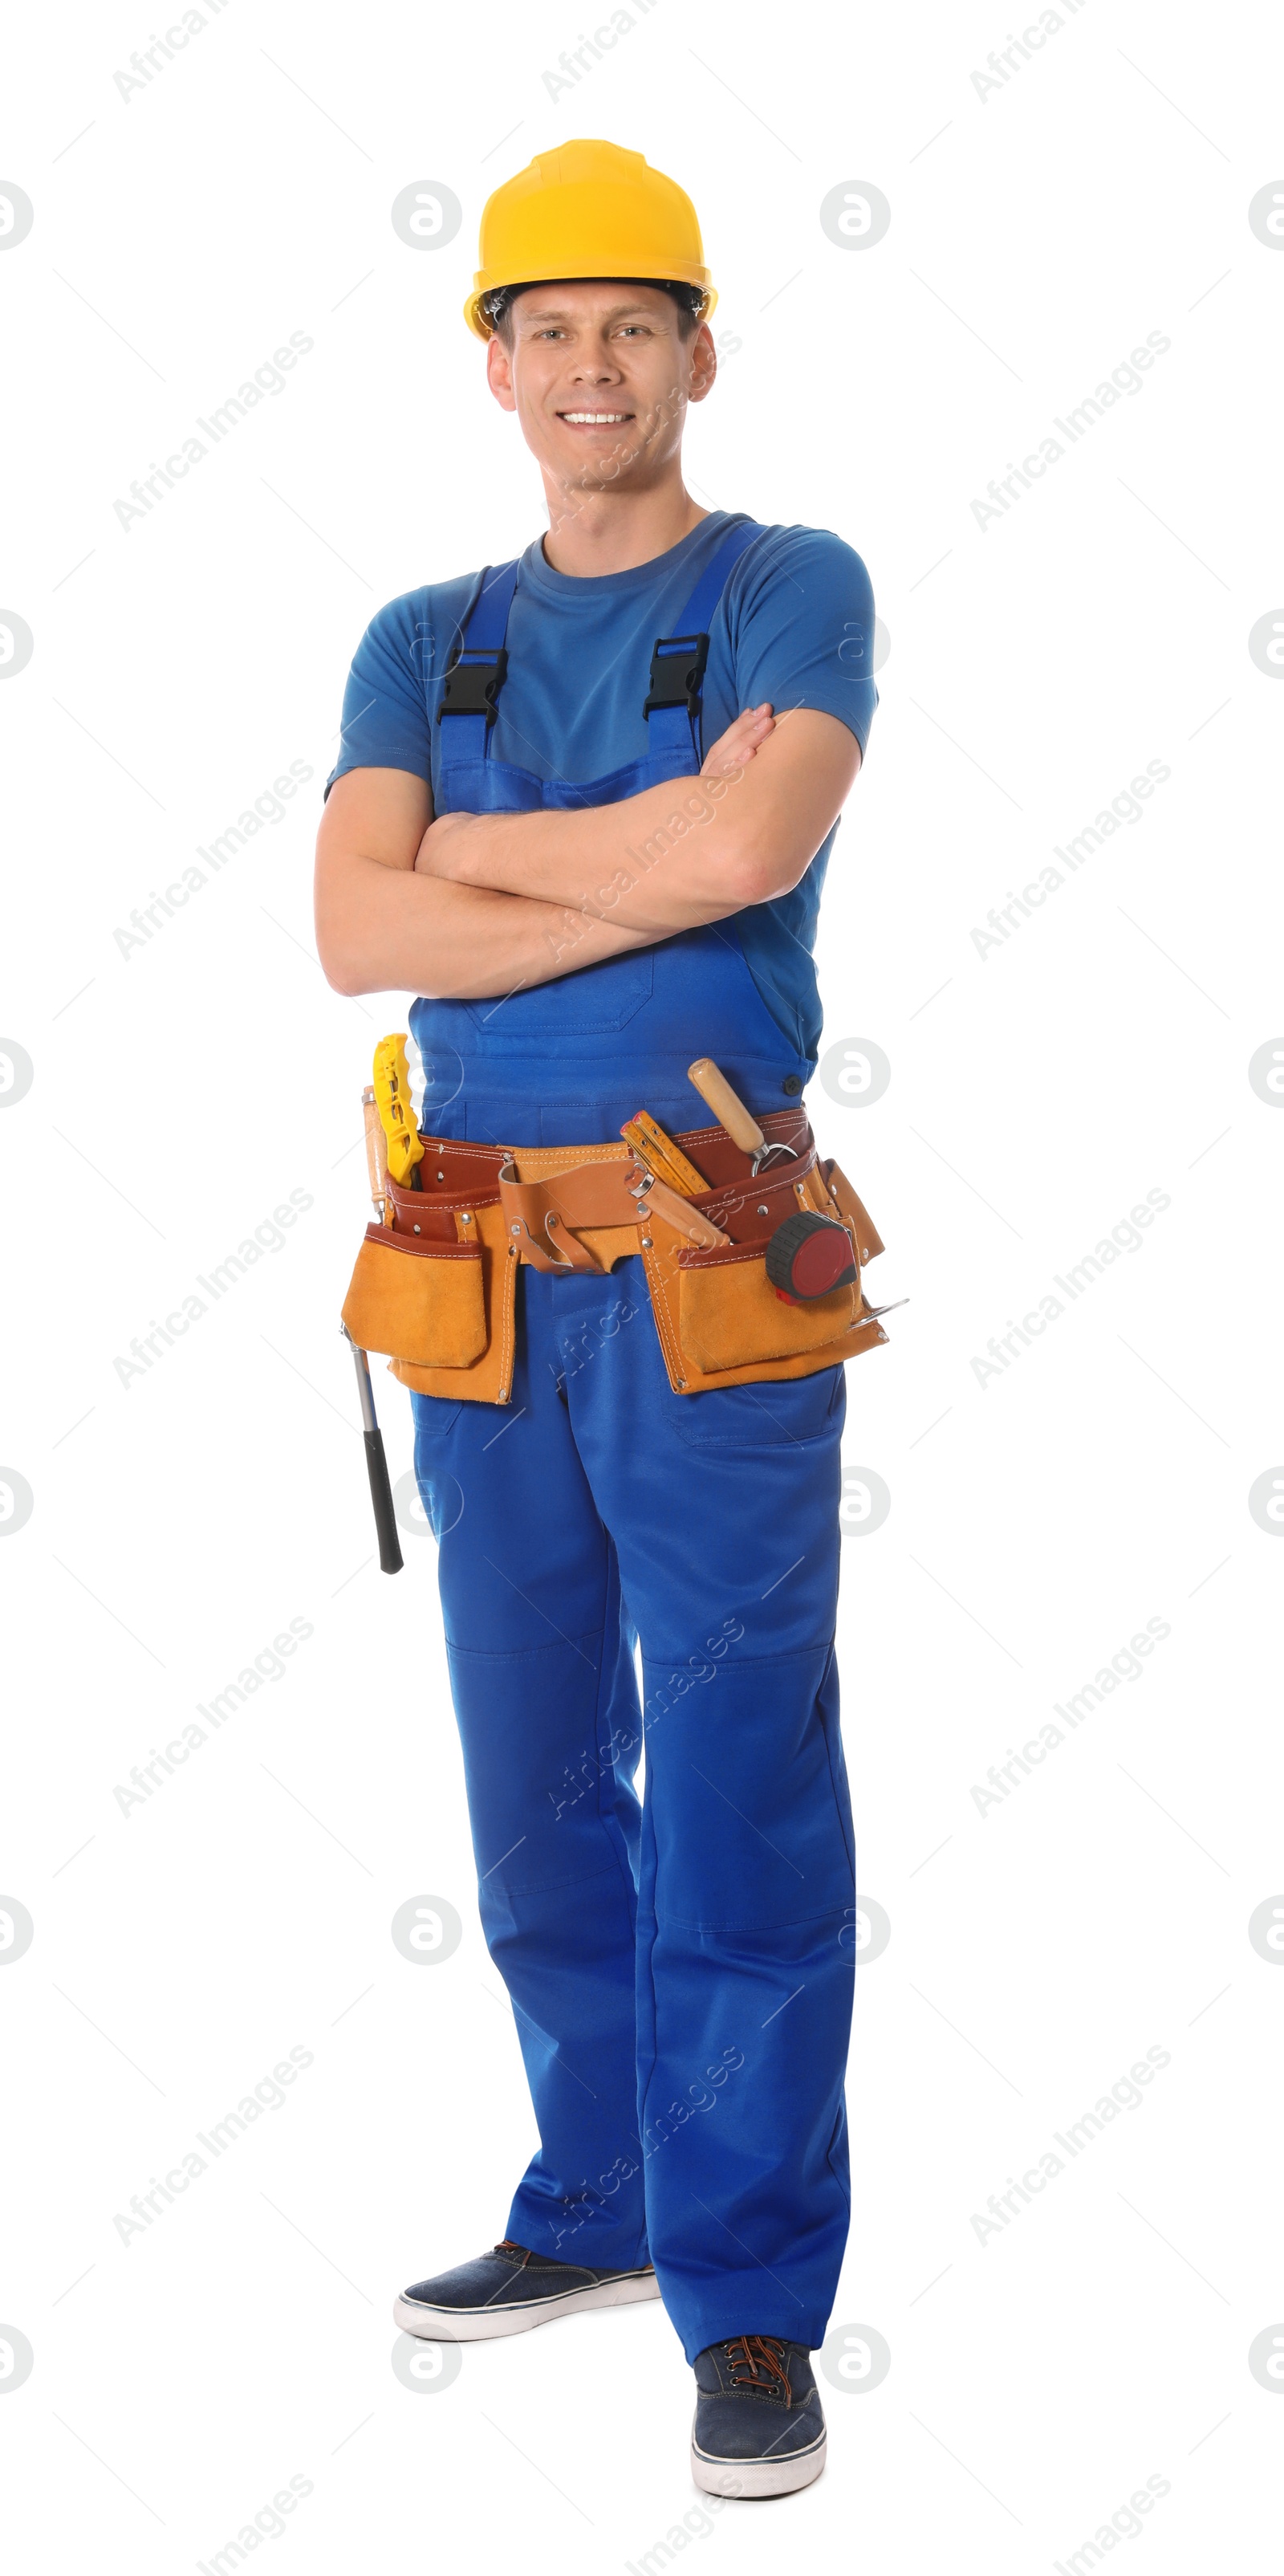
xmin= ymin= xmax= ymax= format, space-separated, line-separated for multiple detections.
xmin=485 ymin=279 xmax=716 ymax=498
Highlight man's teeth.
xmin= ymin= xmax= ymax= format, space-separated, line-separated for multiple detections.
xmin=560 ymin=412 xmax=629 ymax=423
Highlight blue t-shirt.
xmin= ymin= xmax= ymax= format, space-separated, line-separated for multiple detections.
xmin=327 ymin=509 xmax=877 ymax=1061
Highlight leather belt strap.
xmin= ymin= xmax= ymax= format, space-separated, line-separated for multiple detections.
xmin=387 ymin=1113 xmax=821 ymax=1275
xmin=495 ymin=1146 xmax=813 ymax=1273
xmin=498 ymin=1153 xmax=644 ymax=1273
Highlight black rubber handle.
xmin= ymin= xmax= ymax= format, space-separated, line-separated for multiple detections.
xmin=363 ymin=1427 xmax=404 ymax=1574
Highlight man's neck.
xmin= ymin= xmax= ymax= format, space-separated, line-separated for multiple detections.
xmin=539 ymin=470 xmax=709 ymax=578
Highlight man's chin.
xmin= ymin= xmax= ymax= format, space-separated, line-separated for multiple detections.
xmin=549 ymin=431 xmax=654 ymax=485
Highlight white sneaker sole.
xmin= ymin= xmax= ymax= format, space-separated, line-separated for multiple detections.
xmin=690 ymin=2427 xmax=827 ymax=2498
xmin=393 ymin=2268 xmax=660 ymax=2343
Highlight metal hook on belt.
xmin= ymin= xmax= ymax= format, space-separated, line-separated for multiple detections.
xmin=539 ymin=1211 xmax=576 ymax=1265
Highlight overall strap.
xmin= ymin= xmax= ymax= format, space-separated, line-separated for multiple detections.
xmin=436 ymin=559 xmax=521 ymax=774
xmin=643 ymin=518 xmax=766 ymax=763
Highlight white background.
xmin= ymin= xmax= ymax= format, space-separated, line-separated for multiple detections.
xmin=2 ymin=1 xmax=1283 ymax=2567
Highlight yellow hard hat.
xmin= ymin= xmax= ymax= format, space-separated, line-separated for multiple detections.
xmin=464 ymin=139 xmax=716 ymax=340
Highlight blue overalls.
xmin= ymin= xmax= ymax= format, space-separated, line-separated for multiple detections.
xmin=409 ymin=524 xmax=857 ymax=2363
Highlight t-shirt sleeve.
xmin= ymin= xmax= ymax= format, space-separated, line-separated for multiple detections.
xmin=728 ymin=525 xmax=879 ymax=758
xmin=324 ymin=591 xmax=432 ymax=797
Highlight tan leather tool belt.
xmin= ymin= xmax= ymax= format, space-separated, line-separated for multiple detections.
xmin=341 ymin=1108 xmax=891 ymax=1404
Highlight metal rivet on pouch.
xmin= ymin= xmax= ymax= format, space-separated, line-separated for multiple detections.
xmin=757 ymin=1204 xmax=769 ymax=1216
xmin=498 ymin=1386 xmax=507 ymax=1400
xmin=461 ymin=1211 xmax=472 ymax=1223
xmin=677 ymin=1379 xmax=686 ymax=1390
xmin=437 ymin=1170 xmax=445 ymax=1181
xmin=413 ymin=1223 xmax=421 ymax=1234
xmin=510 ymin=1222 xmax=522 ymax=1234
xmin=641 ymin=1235 xmax=653 ymax=1250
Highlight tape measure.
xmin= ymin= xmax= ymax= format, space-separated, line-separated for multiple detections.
xmin=764 ymin=1211 xmax=857 ymax=1304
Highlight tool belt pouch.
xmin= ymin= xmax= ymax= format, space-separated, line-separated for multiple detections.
xmin=340 ymin=1117 xmax=891 ymax=1406
xmin=677 ymin=1244 xmax=857 ymax=1373
xmin=340 ymin=1140 xmax=520 ymax=1404
xmin=644 ymin=1141 xmax=890 ymax=1395
xmin=341 ymin=1225 xmax=486 ymax=1369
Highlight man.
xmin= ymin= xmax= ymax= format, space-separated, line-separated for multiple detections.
xmin=315 ymin=139 xmax=880 ymax=2498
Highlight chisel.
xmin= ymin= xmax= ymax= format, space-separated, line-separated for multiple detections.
xmin=686 ymin=1058 xmax=798 ymax=1174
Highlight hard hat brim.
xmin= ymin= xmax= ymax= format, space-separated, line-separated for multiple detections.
xmin=463 ymin=271 xmax=717 ymax=341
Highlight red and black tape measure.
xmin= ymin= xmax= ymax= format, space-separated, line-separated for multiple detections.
xmin=764 ymin=1211 xmax=857 ymax=1304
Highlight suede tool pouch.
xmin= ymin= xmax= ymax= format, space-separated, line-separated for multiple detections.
xmin=641 ymin=1148 xmax=889 ymax=1394
xmin=341 ymin=1223 xmax=486 ymax=1369
xmin=677 ymin=1240 xmax=859 ymax=1373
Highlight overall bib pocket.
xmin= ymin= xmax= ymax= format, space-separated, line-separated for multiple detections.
xmin=461 ymin=951 xmax=654 ymax=1035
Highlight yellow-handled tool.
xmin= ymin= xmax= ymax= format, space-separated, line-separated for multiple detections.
xmin=372 ymin=1034 xmax=425 ymax=1188
xmin=686 ymin=1059 xmax=798 ymax=1174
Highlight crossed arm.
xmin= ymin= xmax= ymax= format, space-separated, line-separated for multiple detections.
xmin=314 ymin=702 xmax=861 ymax=1001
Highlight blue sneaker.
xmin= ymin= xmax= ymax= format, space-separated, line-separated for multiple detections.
xmin=393 ymin=2239 xmax=660 ymax=2342
xmin=691 ymin=2335 xmax=827 ymax=2497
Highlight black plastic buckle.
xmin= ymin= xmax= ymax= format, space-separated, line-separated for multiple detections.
xmin=437 ymin=645 xmax=509 ymax=724
xmin=644 ymin=630 xmax=709 ymax=721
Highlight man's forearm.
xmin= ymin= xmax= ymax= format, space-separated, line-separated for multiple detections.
xmin=426 ymin=706 xmax=861 ymax=928
xmin=314 ymin=712 xmax=860 ymax=1000
xmin=316 ymin=849 xmax=653 ymax=1001
xmin=429 ymin=765 xmax=766 ymax=933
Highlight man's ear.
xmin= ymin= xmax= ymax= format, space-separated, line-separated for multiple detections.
xmin=486 ymin=333 xmax=517 ymax=413
xmin=686 ymin=321 xmax=717 ymax=407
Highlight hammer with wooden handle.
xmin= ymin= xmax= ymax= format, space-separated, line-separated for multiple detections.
xmin=686 ymin=1058 xmax=798 ymax=1174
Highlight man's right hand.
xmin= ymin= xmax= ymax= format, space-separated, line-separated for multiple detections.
xmin=701 ymin=702 xmax=776 ymax=777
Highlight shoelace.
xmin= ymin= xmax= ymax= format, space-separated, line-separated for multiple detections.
xmin=724 ymin=2334 xmax=792 ymax=2404
xmin=493 ymin=2239 xmax=531 ymax=2265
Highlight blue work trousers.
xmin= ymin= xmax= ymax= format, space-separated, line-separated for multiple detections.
xmin=412 ymin=1257 xmax=856 ymax=2363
